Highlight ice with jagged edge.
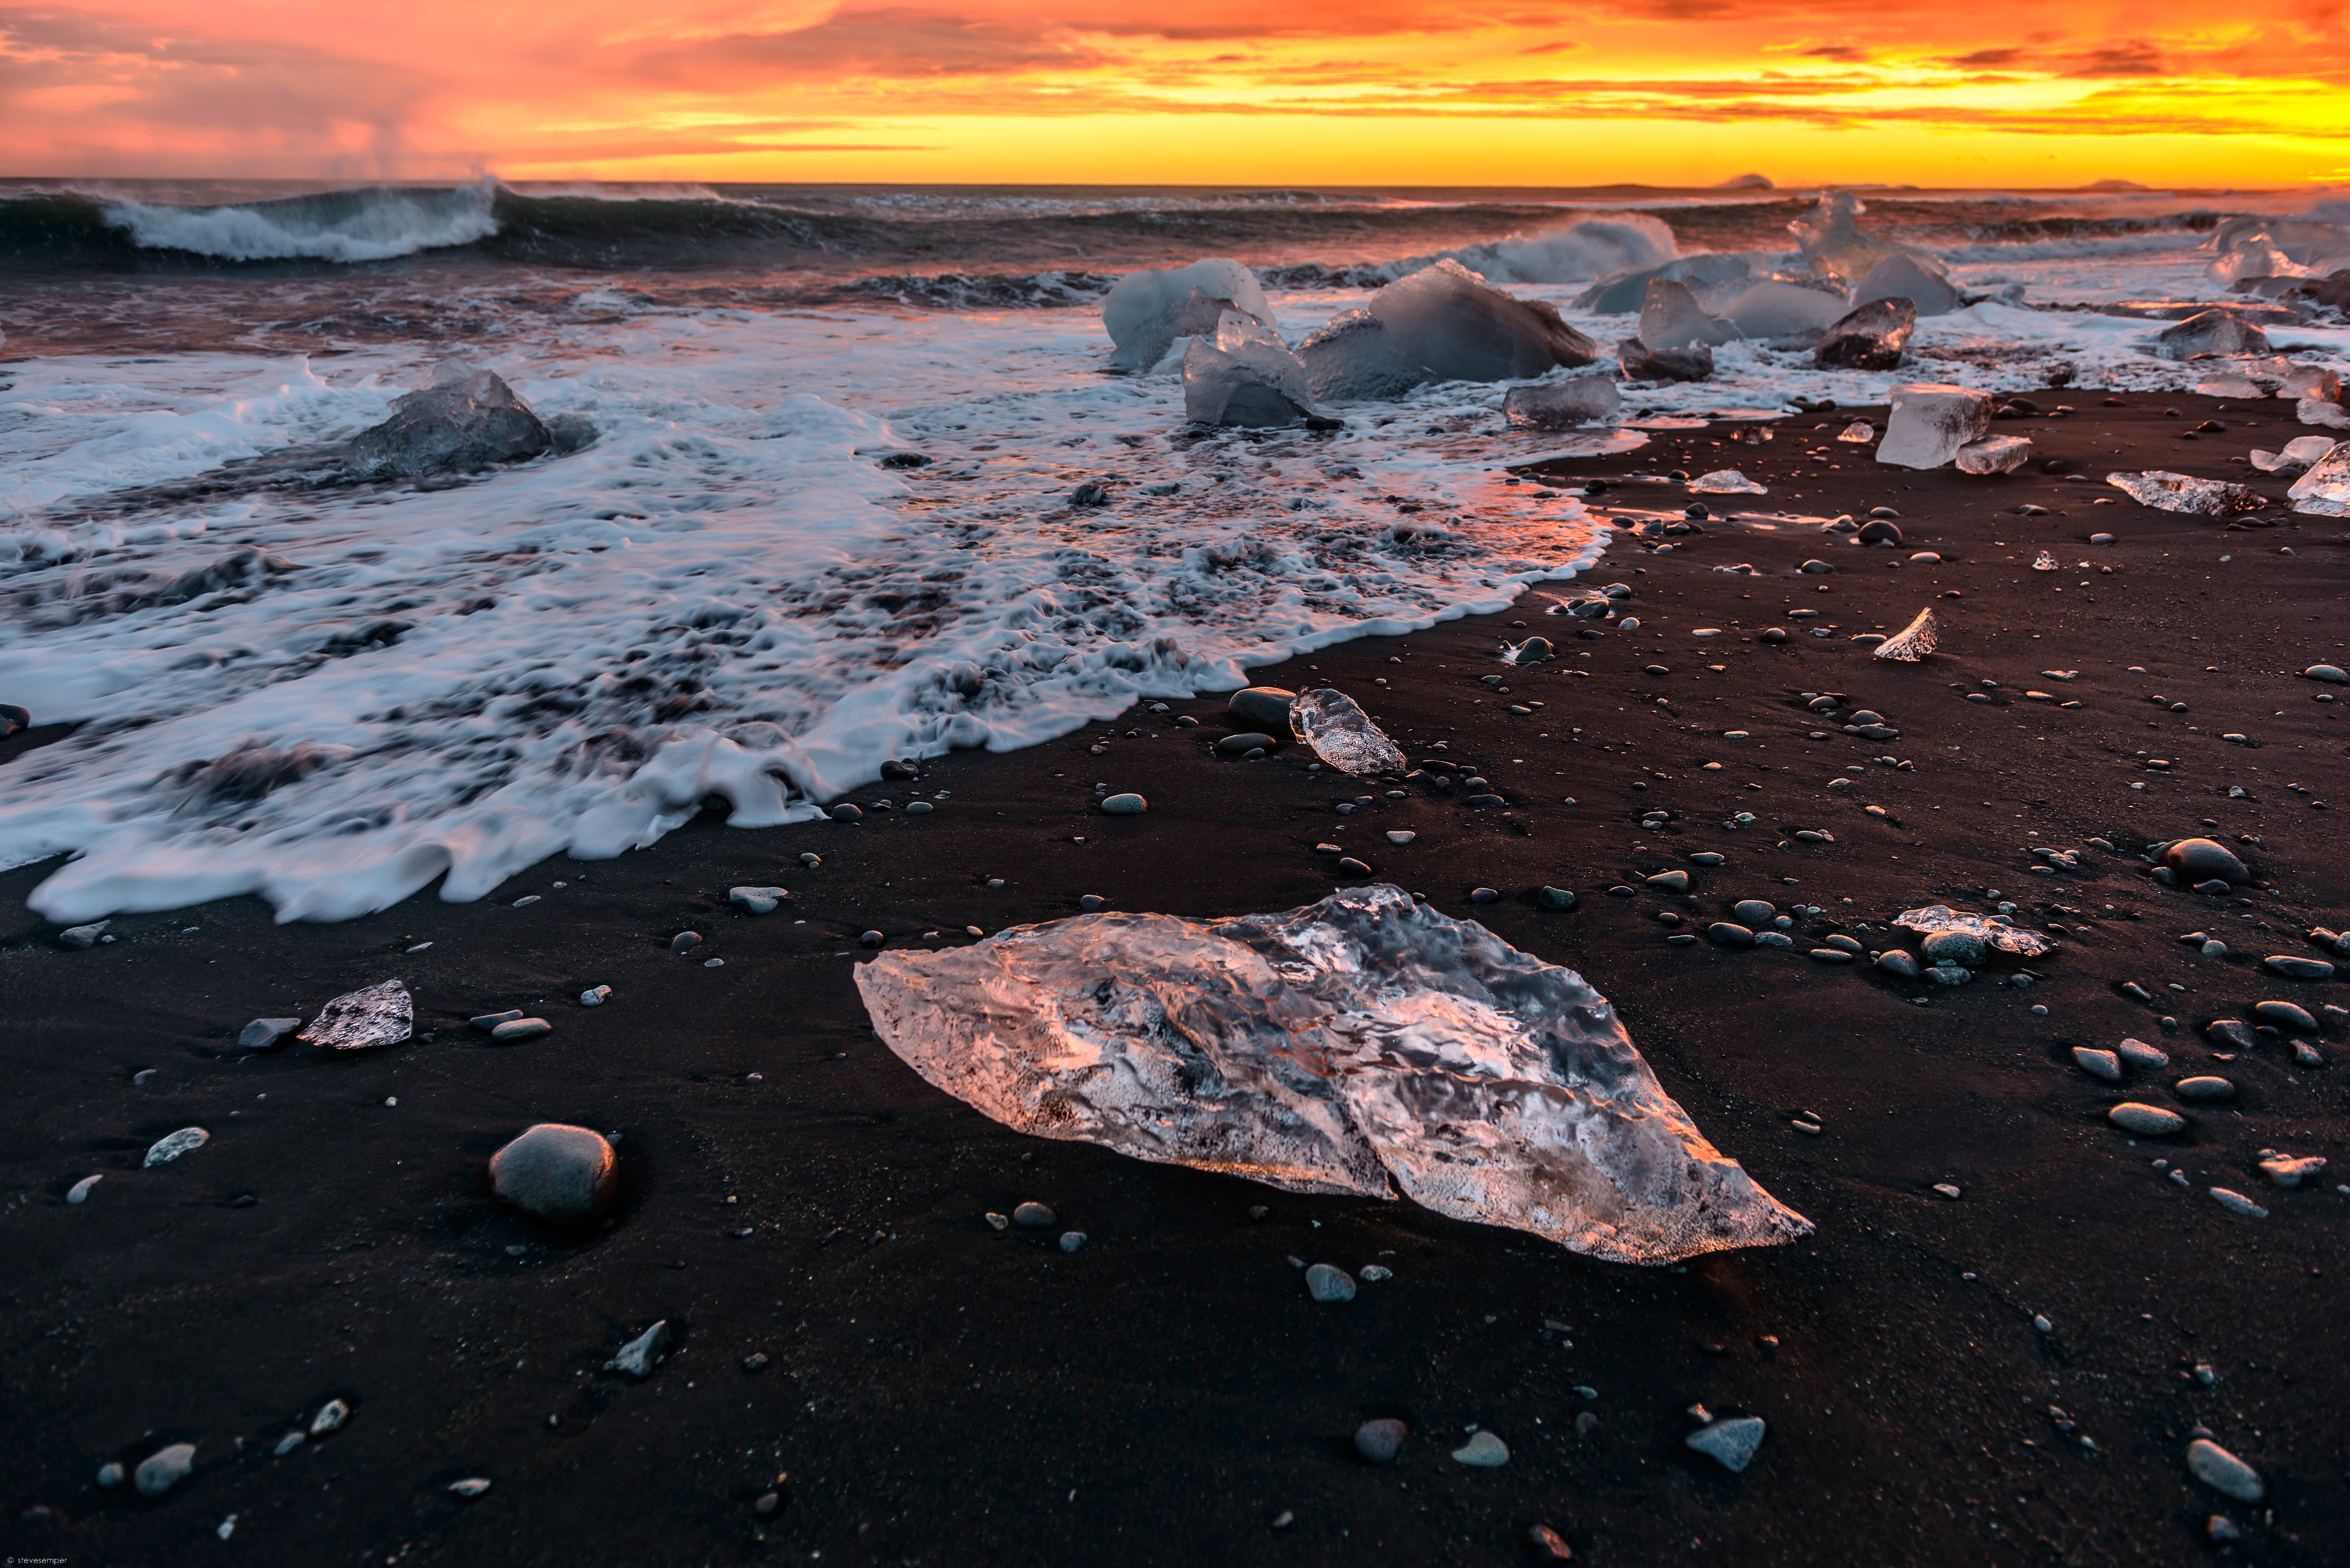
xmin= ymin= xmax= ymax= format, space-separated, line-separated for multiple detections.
xmin=855 ymin=884 xmax=1813 ymax=1264
xmin=1288 ymin=687 xmax=1404 ymax=774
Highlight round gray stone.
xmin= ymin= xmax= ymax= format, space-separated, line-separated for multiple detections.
xmin=2162 ymin=838 xmax=2247 ymax=883
xmin=2252 ymin=1001 xmax=2316 ymax=1032
xmin=1451 ymin=1430 xmax=1510 ymax=1466
xmin=490 ymin=1124 xmax=619 ymax=1228
xmin=1013 ymin=1201 xmax=1056 ymax=1227
xmin=1218 ymin=732 xmax=1279 ymax=754
xmin=1707 ymin=922 xmax=1756 ymax=947
xmin=1228 ymin=687 xmax=1297 ymax=729
xmin=1305 ymin=1263 xmax=1356 ymax=1302
xmin=2172 ymin=1076 xmax=2236 ymax=1102
xmin=2306 ymin=664 xmax=2347 ymax=685
xmin=1920 ymin=929 xmax=1986 ymax=967
xmin=1732 ymin=899 xmax=1777 ymax=924
xmin=1646 ymin=871 xmax=1690 ymax=892
xmin=2072 ymin=1048 xmax=2122 ymax=1082
xmin=1100 ymin=793 xmax=1147 ymax=815
xmin=2109 ymin=1102 xmax=2186 ymax=1135
xmin=1877 ymin=949 xmax=1921 ymax=979
xmin=2265 ymin=954 xmax=2336 ymax=980
xmin=1354 ymin=1419 xmax=1407 ymax=1463
xmin=2187 ymin=1439 xmax=2264 ymax=1502
xmin=135 ymin=1443 xmax=195 ymax=1498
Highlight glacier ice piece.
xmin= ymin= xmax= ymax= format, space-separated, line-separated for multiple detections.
xmin=1638 ymin=279 xmax=1733 ymax=351
xmin=2106 ymin=471 xmax=2267 ymax=516
xmin=1851 ymin=253 xmax=1964 ymax=316
xmin=1717 ymin=279 xmax=1846 ymax=339
xmin=298 ymin=978 xmax=413 ymax=1050
xmin=1103 ymin=260 xmax=1275 ymax=372
xmin=344 ymin=365 xmax=553 ymax=480
xmin=1687 ymin=469 xmax=1765 ymax=495
xmin=2207 ymin=216 xmax=2350 ymax=284
xmin=1504 ymin=377 xmax=1622 ymax=430
xmin=2196 ymin=372 xmax=2268 ymax=399
xmin=853 ymin=884 xmax=1813 ymax=1264
xmin=1876 ymin=384 xmax=1991 ymax=469
xmin=1788 ymin=192 xmax=1922 ymax=286
xmin=1814 ymin=298 xmax=1917 ymax=370
xmin=2299 ymin=398 xmax=2350 ymax=430
xmin=1289 ymin=687 xmax=1405 ymax=775
xmin=1894 ymin=906 xmax=2055 ymax=956
xmin=1618 ymin=338 xmax=1713 ymax=381
xmin=2152 ymin=311 xmax=2271 ymax=360
xmin=1296 ymin=310 xmax=1429 ymax=401
xmin=1368 ymin=259 xmax=1598 ymax=382
xmin=1873 ymin=607 xmax=1939 ymax=661
xmin=2250 ymin=436 xmax=2336 ymax=474
xmin=1956 ymin=435 xmax=2033 ymax=475
xmin=1183 ymin=312 xmax=1326 ymax=429
xmin=2288 ymin=442 xmax=2350 ymax=515
xmin=2281 ymin=363 xmax=2342 ymax=403
xmin=144 ymin=1127 xmax=210 ymax=1166
xmin=1572 ymin=252 xmax=1751 ymax=314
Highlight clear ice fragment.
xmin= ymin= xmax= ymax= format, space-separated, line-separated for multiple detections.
xmin=853 ymin=884 xmax=1813 ymax=1263
xmin=2106 ymin=471 xmax=2268 ymax=516
xmin=1638 ymin=279 xmax=1733 ymax=350
xmin=1872 ymin=608 xmax=1939 ymax=661
xmin=1715 ymin=279 xmax=1846 ymax=340
xmin=1573 ymin=253 xmax=1752 ymax=314
xmin=1617 ymin=338 xmax=1713 ymax=381
xmin=2151 ymin=311 xmax=2270 ymax=361
xmin=2250 ymin=436 xmax=2335 ymax=474
xmin=1851 ymin=253 xmax=1964 ymax=316
xmin=1813 ymin=298 xmax=1917 ymax=370
xmin=1296 ymin=310 xmax=1429 ymax=401
xmin=1894 ymin=906 xmax=2056 ymax=956
xmin=1957 ymin=435 xmax=2033 ymax=475
xmin=1289 ymin=687 xmax=1405 ymax=775
xmin=1788 ymin=192 xmax=1926 ymax=286
xmin=1504 ymin=377 xmax=1622 ymax=430
xmin=1183 ymin=312 xmax=1326 ymax=429
xmin=1687 ymin=470 xmax=1765 ymax=495
xmin=1837 ymin=421 xmax=1874 ymax=444
xmin=2287 ymin=442 xmax=2350 ymax=515
xmin=1877 ymin=384 xmax=1991 ymax=469
xmin=344 ymin=366 xmax=553 ymax=480
xmin=298 ymin=978 xmax=413 ymax=1050
xmin=1103 ymin=260 xmax=1275 ymax=372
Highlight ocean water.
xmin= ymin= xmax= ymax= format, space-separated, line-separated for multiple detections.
xmin=2 ymin=180 xmax=2345 ymax=922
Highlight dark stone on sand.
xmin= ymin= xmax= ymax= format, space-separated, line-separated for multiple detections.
xmin=1814 ymin=297 xmax=1917 ymax=370
xmin=1878 ymin=950 xmax=1921 ymax=979
xmin=238 ymin=1017 xmax=301 ymax=1051
xmin=880 ymin=759 xmax=919 ymax=781
xmin=1466 ymin=794 xmax=1505 ymax=809
xmin=1538 ymin=886 xmax=1577 ymax=910
xmin=0 ymin=703 xmax=27 ymax=739
xmin=1338 ymin=858 xmax=1373 ymax=877
xmin=2253 ymin=1001 xmax=2316 ymax=1033
xmin=1080 ymin=894 xmax=1108 ymax=911
xmin=1709 ymin=922 xmax=1756 ymax=947
xmin=2163 ymin=838 xmax=2247 ymax=883
xmin=1468 ymin=887 xmax=1499 ymax=903
xmin=832 ymin=803 xmax=864 ymax=822
xmin=1219 ymin=732 xmax=1279 ymax=754
xmin=1304 ymin=1263 xmax=1356 ymax=1302
xmin=861 ymin=930 xmax=885 ymax=947
xmin=490 ymin=1123 xmax=619 ymax=1228
xmin=2173 ymin=1076 xmax=2236 ymax=1102
xmin=1355 ymin=1419 xmax=1407 ymax=1463
xmin=1646 ymin=871 xmax=1690 ymax=892
xmin=2266 ymin=954 xmax=2336 ymax=980
xmin=1857 ymin=520 xmax=1903 ymax=546
xmin=1228 ymin=688 xmax=1297 ymax=729
xmin=1732 ymin=899 xmax=1776 ymax=924
xmin=345 ymin=365 xmax=554 ymax=479
xmin=669 ymin=932 xmax=701 ymax=954
xmin=1528 ymin=1523 xmax=1575 ymax=1562
xmin=1013 ymin=1201 xmax=1056 ymax=1227
xmin=1921 ymin=930 xmax=1985 ymax=967
xmin=1760 ymin=627 xmax=1787 ymax=643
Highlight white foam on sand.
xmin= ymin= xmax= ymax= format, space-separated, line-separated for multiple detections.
xmin=0 ymin=307 xmax=1607 ymax=922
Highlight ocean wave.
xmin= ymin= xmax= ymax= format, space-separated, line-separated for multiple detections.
xmin=101 ymin=181 xmax=502 ymax=262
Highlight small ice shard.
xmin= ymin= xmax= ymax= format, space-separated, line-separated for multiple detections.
xmin=144 ymin=1127 xmax=210 ymax=1166
xmin=1638 ymin=279 xmax=1733 ymax=351
xmin=2299 ymin=397 xmax=2350 ymax=430
xmin=1877 ymin=384 xmax=1992 ymax=469
xmin=2152 ymin=311 xmax=2271 ymax=361
xmin=1290 ymin=688 xmax=1405 ymax=775
xmin=2032 ymin=551 xmax=2058 ymax=570
xmin=344 ymin=365 xmax=553 ymax=480
xmin=1103 ymin=260 xmax=1275 ymax=372
xmin=2284 ymin=441 xmax=2350 ymax=516
xmin=1504 ymin=378 xmax=1621 ymax=430
xmin=1687 ymin=469 xmax=1765 ymax=495
xmin=1296 ymin=310 xmax=1429 ymax=401
xmin=854 ymin=885 xmax=1812 ymax=1264
xmin=2250 ymin=436 xmax=2335 ymax=474
xmin=1573 ymin=253 xmax=1751 ymax=313
xmin=1957 ymin=435 xmax=2033 ymax=475
xmin=1872 ymin=608 xmax=1939 ymax=661
xmin=1369 ymin=259 xmax=1597 ymax=382
xmin=2197 ymin=373 xmax=2268 ymax=399
xmin=2105 ymin=471 xmax=2267 ymax=516
xmin=1618 ymin=338 xmax=1713 ymax=381
xmin=1789 ymin=191 xmax=1918 ymax=285
xmin=1893 ymin=906 xmax=2055 ymax=956
xmin=1837 ymin=421 xmax=1874 ymax=443
xmin=2281 ymin=363 xmax=2342 ymax=403
xmin=1716 ymin=279 xmax=1846 ymax=339
xmin=1851 ymin=253 xmax=1964 ymax=316
xmin=1814 ymin=298 xmax=1917 ymax=370
xmin=298 ymin=978 xmax=412 ymax=1050
xmin=2259 ymin=1154 xmax=2326 ymax=1188
xmin=1183 ymin=312 xmax=1327 ymax=429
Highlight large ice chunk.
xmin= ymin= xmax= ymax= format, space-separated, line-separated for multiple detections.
xmin=1717 ymin=280 xmax=1846 ymax=340
xmin=2152 ymin=311 xmax=2271 ymax=360
xmin=1503 ymin=377 xmax=1622 ymax=430
xmin=1369 ymin=259 xmax=1598 ymax=382
xmin=344 ymin=365 xmax=552 ymax=480
xmin=1788 ymin=192 xmax=1923 ymax=286
xmin=2206 ymin=217 xmax=2350 ymax=284
xmin=1183 ymin=312 xmax=1326 ymax=428
xmin=2106 ymin=470 xmax=2268 ymax=515
xmin=1289 ymin=687 xmax=1405 ymax=774
xmin=853 ymin=884 xmax=1813 ymax=1264
xmin=2288 ymin=443 xmax=2350 ymax=515
xmin=2250 ymin=436 xmax=2336 ymax=474
xmin=1638 ymin=279 xmax=1733 ymax=350
xmin=1573 ymin=253 xmax=1752 ymax=314
xmin=1103 ymin=260 xmax=1276 ymax=372
xmin=1852 ymin=253 xmax=1964 ymax=316
xmin=1618 ymin=338 xmax=1713 ymax=381
xmin=1814 ymin=298 xmax=1917 ymax=370
xmin=1877 ymin=384 xmax=1992 ymax=469
xmin=1296 ymin=310 xmax=1430 ymax=401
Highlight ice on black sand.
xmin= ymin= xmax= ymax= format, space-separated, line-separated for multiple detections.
xmin=298 ymin=978 xmax=412 ymax=1051
xmin=1877 ymin=385 xmax=1990 ymax=469
xmin=1101 ymin=259 xmax=1277 ymax=373
xmin=1504 ymin=377 xmax=1621 ymax=430
xmin=854 ymin=885 xmax=1811 ymax=1264
xmin=1184 ymin=312 xmax=1331 ymax=429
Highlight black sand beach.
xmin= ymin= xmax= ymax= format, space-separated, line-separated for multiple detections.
xmin=3 ymin=393 xmax=2346 ymax=1566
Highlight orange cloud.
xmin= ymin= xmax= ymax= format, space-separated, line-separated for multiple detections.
xmin=3 ymin=0 xmax=2348 ymax=182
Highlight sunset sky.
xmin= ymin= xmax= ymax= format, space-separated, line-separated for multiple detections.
xmin=4 ymin=0 xmax=2348 ymax=186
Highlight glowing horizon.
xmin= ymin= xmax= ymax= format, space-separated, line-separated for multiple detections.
xmin=6 ymin=0 xmax=2349 ymax=189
